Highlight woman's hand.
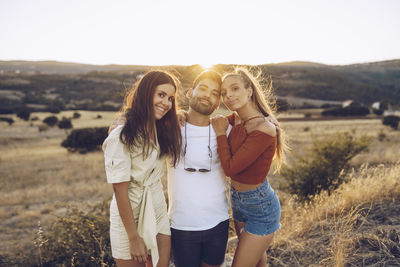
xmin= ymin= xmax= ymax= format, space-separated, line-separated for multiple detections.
xmin=176 ymin=109 xmax=188 ymax=127
xmin=113 ymin=182 xmax=146 ymax=263
xmin=130 ymin=235 xmax=148 ymax=263
xmin=211 ymin=115 xmax=229 ymax=136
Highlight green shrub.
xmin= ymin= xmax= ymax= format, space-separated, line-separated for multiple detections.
xmin=43 ymin=116 xmax=58 ymax=127
xmin=61 ymin=127 xmax=108 ymax=153
xmin=58 ymin=117 xmax=73 ymax=130
xmin=16 ymin=107 xmax=31 ymax=121
xmin=382 ymin=115 xmax=400 ymax=130
xmin=73 ymin=112 xmax=81 ymax=119
xmin=281 ymin=132 xmax=371 ymax=201
xmin=378 ymin=130 xmax=387 ymax=142
xmin=372 ymin=108 xmax=384 ymax=115
xmin=0 ymin=117 xmax=14 ymax=125
xmin=38 ymin=201 xmax=115 ymax=266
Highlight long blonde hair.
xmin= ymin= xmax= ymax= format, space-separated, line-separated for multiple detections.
xmin=223 ymin=67 xmax=289 ymax=172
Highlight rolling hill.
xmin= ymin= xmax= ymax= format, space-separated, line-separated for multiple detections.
xmin=0 ymin=59 xmax=399 ymax=113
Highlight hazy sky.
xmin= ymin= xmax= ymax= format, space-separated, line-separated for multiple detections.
xmin=1 ymin=0 xmax=399 ymax=66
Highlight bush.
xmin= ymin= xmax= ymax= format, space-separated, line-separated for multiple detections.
xmin=16 ymin=107 xmax=31 ymax=121
xmin=372 ymin=108 xmax=384 ymax=115
xmin=43 ymin=116 xmax=58 ymax=127
xmin=38 ymin=124 xmax=49 ymax=133
xmin=322 ymin=106 xmax=370 ymax=116
xmin=37 ymin=201 xmax=115 ymax=266
xmin=58 ymin=117 xmax=73 ymax=130
xmin=61 ymin=127 xmax=108 ymax=153
xmin=47 ymin=99 xmax=65 ymax=114
xmin=281 ymin=132 xmax=371 ymax=201
xmin=73 ymin=112 xmax=81 ymax=119
xmin=0 ymin=117 xmax=14 ymax=125
xmin=382 ymin=115 xmax=400 ymax=130
xmin=378 ymin=130 xmax=387 ymax=142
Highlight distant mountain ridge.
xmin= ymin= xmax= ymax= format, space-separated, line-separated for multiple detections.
xmin=0 ymin=60 xmax=153 ymax=74
xmin=0 ymin=59 xmax=399 ymax=111
xmin=1 ymin=59 xmax=399 ymax=75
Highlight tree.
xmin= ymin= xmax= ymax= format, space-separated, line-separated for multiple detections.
xmin=382 ymin=115 xmax=400 ymax=130
xmin=16 ymin=107 xmax=31 ymax=121
xmin=0 ymin=117 xmax=14 ymax=125
xmin=58 ymin=117 xmax=72 ymax=131
xmin=73 ymin=112 xmax=81 ymax=119
xmin=43 ymin=116 xmax=59 ymax=127
xmin=47 ymin=99 xmax=65 ymax=113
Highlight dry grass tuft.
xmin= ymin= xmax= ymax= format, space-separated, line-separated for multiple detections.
xmin=269 ymin=163 xmax=400 ymax=266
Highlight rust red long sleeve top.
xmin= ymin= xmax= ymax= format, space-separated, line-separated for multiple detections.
xmin=216 ymin=114 xmax=276 ymax=184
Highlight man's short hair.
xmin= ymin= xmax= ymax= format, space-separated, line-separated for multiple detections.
xmin=192 ymin=70 xmax=222 ymax=89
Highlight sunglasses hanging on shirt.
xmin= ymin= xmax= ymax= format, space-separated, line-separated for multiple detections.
xmin=183 ymin=122 xmax=212 ymax=172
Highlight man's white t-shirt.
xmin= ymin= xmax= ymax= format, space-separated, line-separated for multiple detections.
xmin=168 ymin=122 xmax=231 ymax=231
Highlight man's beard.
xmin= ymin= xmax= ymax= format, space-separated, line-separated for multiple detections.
xmin=189 ymin=97 xmax=218 ymax=115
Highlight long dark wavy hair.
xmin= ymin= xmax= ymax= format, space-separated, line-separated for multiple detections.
xmin=120 ymin=70 xmax=182 ymax=166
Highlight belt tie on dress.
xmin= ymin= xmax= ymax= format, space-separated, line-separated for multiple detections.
xmin=137 ymin=178 xmax=160 ymax=266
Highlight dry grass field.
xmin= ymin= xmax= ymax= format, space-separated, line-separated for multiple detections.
xmin=0 ymin=110 xmax=399 ymax=266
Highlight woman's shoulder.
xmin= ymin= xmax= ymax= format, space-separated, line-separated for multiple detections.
xmin=107 ymin=125 xmax=124 ymax=141
xmin=252 ymin=119 xmax=276 ymax=137
xmin=103 ymin=125 xmax=124 ymax=151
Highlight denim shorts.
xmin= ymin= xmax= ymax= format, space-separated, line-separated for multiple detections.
xmin=171 ymin=219 xmax=229 ymax=267
xmin=231 ymin=179 xmax=281 ymax=236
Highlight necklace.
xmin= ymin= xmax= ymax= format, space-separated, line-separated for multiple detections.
xmin=242 ymin=114 xmax=264 ymax=125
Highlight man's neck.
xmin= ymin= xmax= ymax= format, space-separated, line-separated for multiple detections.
xmin=187 ymin=108 xmax=211 ymax=126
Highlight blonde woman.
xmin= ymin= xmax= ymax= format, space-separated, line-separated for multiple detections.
xmin=212 ymin=68 xmax=287 ymax=267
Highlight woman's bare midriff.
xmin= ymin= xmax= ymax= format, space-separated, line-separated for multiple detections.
xmin=231 ymin=180 xmax=263 ymax=192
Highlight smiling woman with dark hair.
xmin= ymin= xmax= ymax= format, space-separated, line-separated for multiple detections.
xmin=103 ymin=70 xmax=181 ymax=267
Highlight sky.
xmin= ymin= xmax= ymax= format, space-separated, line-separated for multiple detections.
xmin=1 ymin=0 xmax=399 ymax=67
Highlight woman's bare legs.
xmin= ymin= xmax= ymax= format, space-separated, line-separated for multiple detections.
xmin=154 ymin=233 xmax=171 ymax=267
xmin=115 ymin=259 xmax=145 ymax=267
xmin=232 ymin=220 xmax=274 ymax=267
xmin=115 ymin=233 xmax=170 ymax=267
xmin=200 ymin=261 xmax=223 ymax=267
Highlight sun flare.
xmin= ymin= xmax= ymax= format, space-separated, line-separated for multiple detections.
xmin=199 ymin=63 xmax=215 ymax=69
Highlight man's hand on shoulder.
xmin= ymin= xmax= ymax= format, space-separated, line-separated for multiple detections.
xmin=176 ymin=109 xmax=188 ymax=127
xmin=108 ymin=114 xmax=126 ymax=134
